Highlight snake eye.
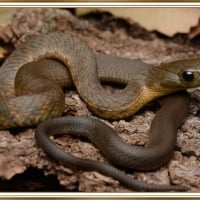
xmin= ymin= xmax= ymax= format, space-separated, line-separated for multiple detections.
xmin=182 ymin=71 xmax=194 ymax=82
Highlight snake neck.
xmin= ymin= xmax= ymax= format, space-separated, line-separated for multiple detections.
xmin=77 ymin=71 xmax=159 ymax=120
xmin=145 ymin=65 xmax=181 ymax=96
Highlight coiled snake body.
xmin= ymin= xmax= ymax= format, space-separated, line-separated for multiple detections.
xmin=0 ymin=32 xmax=200 ymax=191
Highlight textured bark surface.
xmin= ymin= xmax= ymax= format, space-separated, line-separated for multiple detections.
xmin=0 ymin=8 xmax=200 ymax=192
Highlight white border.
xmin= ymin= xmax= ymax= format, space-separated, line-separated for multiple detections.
xmin=0 ymin=3 xmax=200 ymax=198
xmin=0 ymin=2 xmax=199 ymax=6
xmin=0 ymin=192 xmax=200 ymax=198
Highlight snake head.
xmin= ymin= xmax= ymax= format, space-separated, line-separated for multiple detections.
xmin=178 ymin=60 xmax=200 ymax=87
xmin=148 ymin=58 xmax=200 ymax=94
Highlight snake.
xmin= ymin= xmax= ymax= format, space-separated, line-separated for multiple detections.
xmin=0 ymin=32 xmax=200 ymax=191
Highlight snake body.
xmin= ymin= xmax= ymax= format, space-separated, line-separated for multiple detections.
xmin=0 ymin=32 xmax=200 ymax=191
xmin=36 ymin=91 xmax=189 ymax=191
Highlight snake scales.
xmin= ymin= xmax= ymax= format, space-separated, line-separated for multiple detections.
xmin=0 ymin=32 xmax=200 ymax=191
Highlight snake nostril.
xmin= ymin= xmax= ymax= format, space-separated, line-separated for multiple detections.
xmin=182 ymin=71 xmax=194 ymax=82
